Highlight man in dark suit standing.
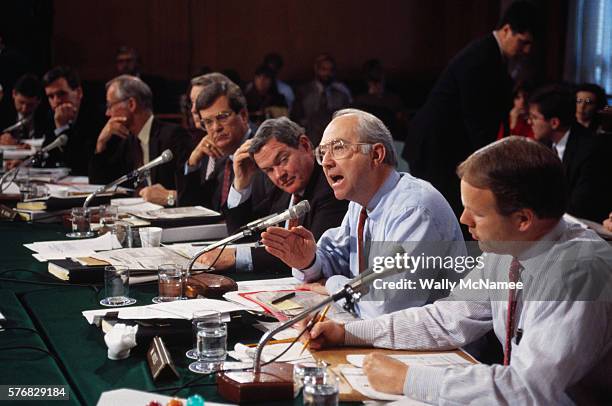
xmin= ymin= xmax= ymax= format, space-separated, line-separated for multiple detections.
xmin=41 ymin=66 xmax=105 ymax=176
xmin=196 ymin=117 xmax=348 ymax=273
xmin=402 ymin=1 xmax=538 ymax=219
xmin=528 ymin=84 xmax=612 ymax=223
xmin=89 ymin=75 xmax=192 ymax=205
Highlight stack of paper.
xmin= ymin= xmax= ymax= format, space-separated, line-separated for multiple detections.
xmin=110 ymin=197 xmax=163 ymax=213
xmin=91 ymin=246 xmax=208 ymax=270
xmin=82 ymin=298 xmax=248 ymax=324
xmin=346 ymin=353 xmax=472 ymax=368
xmin=24 ymin=233 xmax=122 ymax=261
xmin=340 ymin=352 xmax=474 ymax=403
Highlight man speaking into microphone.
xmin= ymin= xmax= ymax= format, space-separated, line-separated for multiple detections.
xmin=261 ymin=109 xmax=465 ymax=318
xmin=195 ymin=117 xmax=347 ymax=274
xmin=89 ymin=75 xmax=192 ymax=205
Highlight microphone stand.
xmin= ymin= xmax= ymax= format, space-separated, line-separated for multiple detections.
xmin=82 ymin=168 xmax=149 ymax=209
xmin=0 ymin=151 xmax=45 ymax=193
xmin=185 ymin=227 xmax=256 ymax=275
xmin=217 ymin=270 xmax=371 ymax=403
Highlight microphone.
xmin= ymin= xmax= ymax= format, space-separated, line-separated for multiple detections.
xmin=247 ymin=200 xmax=310 ymax=232
xmin=1 ymin=116 xmax=32 ymax=133
xmin=133 ymin=149 xmax=173 ymax=174
xmin=185 ymin=200 xmax=310 ymax=274
xmin=41 ymin=134 xmax=69 ymax=153
xmin=82 ymin=149 xmax=173 ymax=209
xmin=239 ymin=213 xmax=278 ymax=231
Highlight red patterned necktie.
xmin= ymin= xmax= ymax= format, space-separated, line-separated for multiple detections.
xmin=357 ymin=207 xmax=368 ymax=273
xmin=503 ymin=257 xmax=522 ymax=365
xmin=287 ymin=194 xmax=303 ymax=229
xmin=219 ymin=159 xmax=232 ymax=207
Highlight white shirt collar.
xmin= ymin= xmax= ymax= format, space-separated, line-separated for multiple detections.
xmin=136 ymin=115 xmax=154 ymax=164
xmin=492 ymin=30 xmax=505 ymax=60
xmin=553 ymin=129 xmax=570 ymax=161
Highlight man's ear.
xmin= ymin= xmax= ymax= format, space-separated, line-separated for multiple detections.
xmin=371 ymin=143 xmax=386 ymax=165
xmin=549 ymin=117 xmax=561 ymax=131
xmin=238 ymin=108 xmax=249 ymax=124
xmin=298 ymin=134 xmax=313 ymax=152
xmin=513 ymin=208 xmax=535 ymax=232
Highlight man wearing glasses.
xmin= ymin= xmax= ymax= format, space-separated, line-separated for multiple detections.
xmin=178 ymin=75 xmax=252 ymax=210
xmin=527 ymin=84 xmax=611 ymax=223
xmin=261 ymin=109 xmax=465 ymax=318
xmin=90 ymin=75 xmax=192 ymax=201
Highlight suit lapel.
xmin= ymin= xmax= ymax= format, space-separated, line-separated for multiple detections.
xmin=149 ymin=118 xmax=161 ymax=182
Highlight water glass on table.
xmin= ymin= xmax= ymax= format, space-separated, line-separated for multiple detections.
xmin=302 ymin=369 xmax=339 ymax=406
xmin=98 ymin=204 xmax=118 ymax=234
xmin=152 ymin=264 xmax=185 ymax=304
xmin=186 ymin=309 xmax=220 ymax=360
xmin=100 ymin=265 xmax=137 ymax=307
xmin=293 ymin=360 xmax=329 ymax=398
xmin=188 ymin=310 xmax=227 ymax=374
xmin=66 ymin=207 xmax=95 ymax=238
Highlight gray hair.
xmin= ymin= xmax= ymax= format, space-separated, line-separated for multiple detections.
xmin=249 ymin=117 xmax=310 ymax=156
xmin=190 ymin=72 xmax=231 ymax=88
xmin=106 ymin=74 xmax=153 ymax=111
xmin=332 ymin=108 xmax=397 ymax=166
xmin=195 ymin=74 xmax=246 ymax=113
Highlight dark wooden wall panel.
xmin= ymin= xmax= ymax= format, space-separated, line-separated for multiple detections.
xmin=51 ymin=0 xmax=502 ymax=83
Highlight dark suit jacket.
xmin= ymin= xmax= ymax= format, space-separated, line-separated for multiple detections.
xmin=39 ymin=101 xmax=105 ymax=176
xmin=176 ymin=129 xmax=255 ymax=210
xmin=403 ymin=34 xmax=513 ymax=217
xmin=89 ymin=117 xmax=193 ymax=190
xmin=563 ymin=125 xmax=612 ymax=222
xmin=224 ymin=165 xmax=348 ymax=273
xmin=177 ymin=155 xmax=235 ymax=212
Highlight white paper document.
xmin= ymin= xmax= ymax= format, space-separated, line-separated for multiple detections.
xmin=83 ymin=298 xmax=248 ymax=324
xmin=166 ymin=241 xmax=260 ymax=259
xmin=236 ymin=276 xmax=300 ymax=291
xmin=25 ymin=232 xmax=122 ymax=261
xmin=97 ymin=388 xmax=235 ymax=406
xmin=132 ymin=205 xmax=220 ymax=219
xmin=110 ymin=197 xmax=163 ymax=213
xmin=91 ymin=246 xmax=207 ymax=270
xmin=340 ymin=367 xmax=406 ymax=401
xmin=229 ymin=342 xmax=313 ymax=364
xmin=346 ymin=352 xmax=472 ymax=368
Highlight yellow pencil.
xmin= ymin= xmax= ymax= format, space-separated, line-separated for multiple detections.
xmin=299 ymin=304 xmax=331 ymax=355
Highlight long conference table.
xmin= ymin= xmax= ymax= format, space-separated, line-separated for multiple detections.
xmin=0 ymin=221 xmax=364 ymax=406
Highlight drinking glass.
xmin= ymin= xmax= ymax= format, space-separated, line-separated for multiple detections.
xmin=66 ymin=207 xmax=95 ymax=238
xmin=152 ymin=264 xmax=185 ymax=304
xmin=188 ymin=310 xmax=227 ymax=374
xmin=100 ymin=265 xmax=137 ymax=307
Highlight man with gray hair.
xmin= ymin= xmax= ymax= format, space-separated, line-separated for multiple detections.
xmin=195 ymin=116 xmax=347 ymax=273
xmin=90 ymin=75 xmax=193 ymax=203
xmin=262 ymin=108 xmax=465 ymax=318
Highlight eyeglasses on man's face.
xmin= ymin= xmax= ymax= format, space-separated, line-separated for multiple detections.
xmin=199 ymin=110 xmax=235 ymax=130
xmin=314 ymin=139 xmax=373 ymax=165
xmin=106 ymin=97 xmax=129 ymax=111
xmin=576 ymin=98 xmax=595 ymax=106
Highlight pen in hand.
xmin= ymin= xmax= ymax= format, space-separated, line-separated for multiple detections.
xmin=299 ymin=304 xmax=331 ymax=355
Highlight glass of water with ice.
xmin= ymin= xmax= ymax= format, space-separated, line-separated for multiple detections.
xmin=302 ymin=369 xmax=339 ymax=406
xmin=188 ymin=310 xmax=227 ymax=374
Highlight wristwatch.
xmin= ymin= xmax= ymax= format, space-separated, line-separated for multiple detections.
xmin=166 ymin=192 xmax=175 ymax=207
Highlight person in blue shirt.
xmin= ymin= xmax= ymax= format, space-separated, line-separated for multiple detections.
xmin=261 ymin=108 xmax=466 ymax=318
